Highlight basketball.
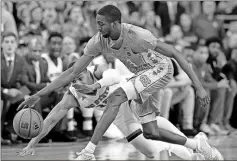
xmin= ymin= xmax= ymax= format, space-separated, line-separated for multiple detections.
xmin=13 ymin=108 xmax=43 ymax=139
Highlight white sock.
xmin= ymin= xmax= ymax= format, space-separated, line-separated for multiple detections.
xmin=83 ymin=120 xmax=93 ymax=131
xmin=184 ymin=138 xmax=198 ymax=150
xmin=85 ymin=141 xmax=96 ymax=153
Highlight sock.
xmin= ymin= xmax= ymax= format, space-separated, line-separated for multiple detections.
xmin=85 ymin=141 xmax=96 ymax=153
xmin=83 ymin=119 xmax=93 ymax=131
xmin=67 ymin=108 xmax=74 ymax=131
xmin=184 ymin=138 xmax=198 ymax=150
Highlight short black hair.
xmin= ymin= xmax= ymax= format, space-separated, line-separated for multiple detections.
xmin=48 ymin=32 xmax=63 ymax=42
xmin=1 ymin=32 xmax=17 ymax=41
xmin=205 ymin=37 xmax=222 ymax=47
xmin=97 ymin=5 xmax=121 ymax=23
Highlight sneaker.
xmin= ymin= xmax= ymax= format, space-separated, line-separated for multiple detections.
xmin=224 ymin=124 xmax=237 ymax=132
xmin=200 ymin=124 xmax=216 ymax=136
xmin=194 ymin=132 xmax=224 ymax=160
xmin=191 ymin=153 xmax=205 ymax=160
xmin=74 ymin=149 xmax=95 ymax=160
xmin=210 ymin=124 xmax=229 ymax=135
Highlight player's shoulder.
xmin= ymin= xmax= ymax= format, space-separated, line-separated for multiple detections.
xmin=125 ymin=23 xmax=152 ymax=38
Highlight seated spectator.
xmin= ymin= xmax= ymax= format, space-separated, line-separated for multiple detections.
xmin=222 ymin=49 xmax=237 ymax=132
xmin=20 ymin=37 xmax=59 ymax=116
xmin=192 ymin=44 xmax=229 ymax=135
xmin=40 ymin=32 xmax=76 ymax=142
xmin=1 ymin=32 xmax=30 ymax=144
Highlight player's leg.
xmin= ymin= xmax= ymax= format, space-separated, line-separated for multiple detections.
xmin=116 ymin=103 xmax=194 ymax=160
xmin=75 ymin=87 xmax=128 ymax=160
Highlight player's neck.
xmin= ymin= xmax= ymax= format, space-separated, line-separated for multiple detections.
xmin=110 ymin=24 xmax=122 ymax=40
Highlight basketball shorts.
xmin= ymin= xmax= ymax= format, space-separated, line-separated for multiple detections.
xmin=120 ymin=57 xmax=174 ymax=124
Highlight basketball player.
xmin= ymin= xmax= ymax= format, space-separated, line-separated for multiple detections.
xmin=18 ymin=5 xmax=222 ymax=160
xmin=17 ymin=64 xmax=203 ymax=160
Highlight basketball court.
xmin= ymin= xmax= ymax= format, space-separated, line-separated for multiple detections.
xmin=2 ymin=134 xmax=237 ymax=160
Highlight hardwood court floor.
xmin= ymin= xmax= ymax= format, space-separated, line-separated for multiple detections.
xmin=2 ymin=134 xmax=237 ymax=160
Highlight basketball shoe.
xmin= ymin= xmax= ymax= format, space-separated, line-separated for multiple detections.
xmin=74 ymin=149 xmax=95 ymax=160
xmin=194 ymin=132 xmax=224 ymax=160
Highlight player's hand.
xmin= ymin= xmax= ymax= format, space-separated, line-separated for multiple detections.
xmin=195 ymin=87 xmax=210 ymax=108
xmin=17 ymin=94 xmax=41 ymax=111
xmin=17 ymin=146 xmax=35 ymax=156
xmin=72 ymin=84 xmax=95 ymax=94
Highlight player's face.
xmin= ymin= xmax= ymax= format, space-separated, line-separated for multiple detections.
xmin=96 ymin=14 xmax=112 ymax=38
xmin=75 ymin=71 xmax=94 ymax=85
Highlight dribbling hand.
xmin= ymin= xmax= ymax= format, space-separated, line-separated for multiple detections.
xmin=17 ymin=94 xmax=41 ymax=111
xmin=17 ymin=146 xmax=35 ymax=157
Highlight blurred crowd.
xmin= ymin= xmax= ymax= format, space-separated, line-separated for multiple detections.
xmin=1 ymin=1 xmax=237 ymax=145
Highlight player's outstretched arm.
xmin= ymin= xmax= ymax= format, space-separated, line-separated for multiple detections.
xmin=153 ymin=40 xmax=210 ymax=107
xmin=17 ymin=92 xmax=79 ymax=156
xmin=76 ymin=65 xmax=124 ymax=94
xmin=17 ymin=55 xmax=93 ymax=111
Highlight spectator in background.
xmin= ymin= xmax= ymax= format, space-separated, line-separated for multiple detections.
xmin=179 ymin=13 xmax=198 ymax=45
xmin=41 ymin=32 xmax=65 ymax=81
xmin=205 ymin=37 xmax=230 ymax=135
xmin=1 ymin=4 xmax=18 ymax=36
xmin=20 ymin=37 xmax=59 ymax=115
xmin=29 ymin=5 xmax=45 ymax=36
xmin=222 ymin=49 xmax=237 ymax=132
xmin=193 ymin=1 xmax=225 ymax=42
xmin=1 ymin=32 xmax=29 ymax=144
xmin=142 ymin=10 xmax=161 ymax=38
xmin=41 ymin=32 xmax=76 ymax=142
xmin=42 ymin=2 xmax=58 ymax=30
xmin=192 ymin=44 xmax=230 ymax=135
xmin=62 ymin=35 xmax=80 ymax=68
xmin=63 ymin=4 xmax=93 ymax=48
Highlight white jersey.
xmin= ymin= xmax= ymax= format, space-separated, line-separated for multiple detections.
xmin=41 ymin=53 xmax=63 ymax=82
xmin=69 ymin=66 xmax=131 ymax=111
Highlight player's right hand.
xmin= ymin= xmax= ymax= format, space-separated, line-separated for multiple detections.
xmin=17 ymin=94 xmax=41 ymax=111
xmin=17 ymin=146 xmax=35 ymax=156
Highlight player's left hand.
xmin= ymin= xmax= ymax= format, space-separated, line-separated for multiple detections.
xmin=17 ymin=146 xmax=35 ymax=157
xmin=195 ymin=87 xmax=210 ymax=108
xmin=72 ymin=84 xmax=95 ymax=94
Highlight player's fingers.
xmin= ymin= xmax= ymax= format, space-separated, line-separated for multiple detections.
xmin=31 ymin=150 xmax=35 ymax=155
xmin=17 ymin=102 xmax=25 ymax=111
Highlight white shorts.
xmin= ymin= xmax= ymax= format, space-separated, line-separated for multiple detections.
xmin=121 ymin=58 xmax=173 ymax=123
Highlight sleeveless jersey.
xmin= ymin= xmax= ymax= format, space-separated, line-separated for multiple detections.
xmin=41 ymin=53 xmax=63 ymax=82
xmin=84 ymin=23 xmax=171 ymax=75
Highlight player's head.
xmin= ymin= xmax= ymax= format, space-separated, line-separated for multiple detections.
xmin=68 ymin=61 xmax=94 ymax=85
xmin=96 ymin=5 xmax=121 ymax=38
xmin=193 ymin=45 xmax=209 ymax=64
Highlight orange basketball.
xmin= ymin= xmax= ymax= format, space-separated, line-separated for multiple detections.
xmin=13 ymin=109 xmax=43 ymax=139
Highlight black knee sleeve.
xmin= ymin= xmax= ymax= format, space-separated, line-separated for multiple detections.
xmin=126 ymin=129 xmax=143 ymax=142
